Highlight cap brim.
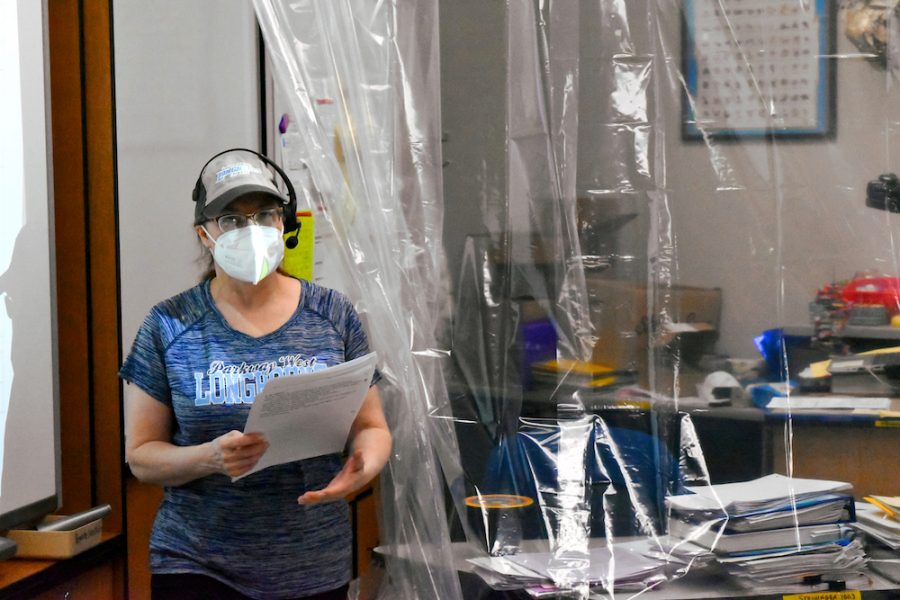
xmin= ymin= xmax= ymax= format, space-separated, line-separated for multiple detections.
xmin=200 ymin=185 xmax=287 ymax=220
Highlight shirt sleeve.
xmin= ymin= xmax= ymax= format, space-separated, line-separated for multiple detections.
xmin=340 ymin=298 xmax=383 ymax=386
xmin=119 ymin=308 xmax=172 ymax=405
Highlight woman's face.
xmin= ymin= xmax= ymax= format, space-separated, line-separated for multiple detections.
xmin=197 ymin=194 xmax=284 ymax=247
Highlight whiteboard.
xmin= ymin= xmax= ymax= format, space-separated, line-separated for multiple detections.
xmin=0 ymin=0 xmax=60 ymax=530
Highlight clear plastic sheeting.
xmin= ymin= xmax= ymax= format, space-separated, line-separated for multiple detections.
xmin=252 ymin=1 xmax=461 ymax=598
xmin=257 ymin=0 xmax=900 ymax=598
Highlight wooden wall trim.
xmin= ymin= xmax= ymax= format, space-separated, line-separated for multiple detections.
xmin=82 ymin=0 xmax=123 ymax=535
xmin=47 ymin=0 xmax=123 ymax=533
xmin=1 ymin=1 xmax=125 ymax=594
xmin=48 ymin=0 xmax=93 ymax=517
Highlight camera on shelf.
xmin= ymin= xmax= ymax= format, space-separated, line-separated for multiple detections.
xmin=866 ymin=172 xmax=900 ymax=212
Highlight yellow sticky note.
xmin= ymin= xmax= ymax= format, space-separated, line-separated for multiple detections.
xmin=281 ymin=211 xmax=315 ymax=281
xmin=807 ymin=359 xmax=831 ymax=378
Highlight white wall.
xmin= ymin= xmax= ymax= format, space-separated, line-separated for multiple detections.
xmin=439 ymin=0 xmax=508 ymax=288
xmin=440 ymin=2 xmax=900 ymax=359
xmin=114 ymin=0 xmax=260 ymax=349
xmin=660 ymin=16 xmax=900 ymax=357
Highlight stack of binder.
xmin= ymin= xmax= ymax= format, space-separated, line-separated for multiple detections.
xmin=665 ymin=474 xmax=866 ymax=588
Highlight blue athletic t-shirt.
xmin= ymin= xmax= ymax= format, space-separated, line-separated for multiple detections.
xmin=120 ymin=278 xmax=376 ymax=599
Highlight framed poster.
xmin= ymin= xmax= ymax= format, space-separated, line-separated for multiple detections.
xmin=682 ymin=0 xmax=836 ymax=140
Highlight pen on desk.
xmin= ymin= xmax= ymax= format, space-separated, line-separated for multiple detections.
xmin=863 ymin=496 xmax=900 ymax=522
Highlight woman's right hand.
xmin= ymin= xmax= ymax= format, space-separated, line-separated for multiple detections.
xmin=211 ymin=431 xmax=269 ymax=477
xmin=126 ymin=385 xmax=271 ymax=486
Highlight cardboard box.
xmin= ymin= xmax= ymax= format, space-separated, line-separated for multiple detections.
xmin=586 ymin=277 xmax=722 ymax=374
xmin=6 ymin=515 xmax=103 ymax=559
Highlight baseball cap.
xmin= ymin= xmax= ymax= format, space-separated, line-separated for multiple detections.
xmin=193 ymin=149 xmax=288 ymax=224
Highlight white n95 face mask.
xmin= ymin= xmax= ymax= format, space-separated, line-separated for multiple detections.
xmin=203 ymin=225 xmax=285 ymax=285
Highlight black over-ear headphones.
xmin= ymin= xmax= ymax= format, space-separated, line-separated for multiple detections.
xmin=192 ymin=147 xmax=302 ymax=249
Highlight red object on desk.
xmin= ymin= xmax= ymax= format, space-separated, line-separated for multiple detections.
xmin=841 ymin=276 xmax=900 ymax=315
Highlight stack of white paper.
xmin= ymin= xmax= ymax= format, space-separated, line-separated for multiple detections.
xmin=666 ymin=520 xmax=854 ymax=555
xmin=466 ymin=544 xmax=668 ymax=594
xmin=666 ymin=474 xmax=852 ymax=515
xmin=665 ymin=474 xmax=866 ymax=588
xmin=720 ymin=539 xmax=868 ymax=588
xmin=466 ymin=556 xmax=548 ymax=590
xmin=853 ymin=503 xmax=900 ymax=550
xmin=235 ymin=353 xmax=377 ymax=480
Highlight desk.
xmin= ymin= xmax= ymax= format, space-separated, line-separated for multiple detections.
xmin=376 ymin=539 xmax=900 ymax=599
xmin=520 ymin=388 xmax=767 ymax=486
xmin=675 ymin=398 xmax=900 ymax=497
xmin=454 ymin=378 xmax=899 ymax=497
xmin=763 ymin=405 xmax=900 ymax=497
xmin=0 ymin=533 xmax=124 ymax=600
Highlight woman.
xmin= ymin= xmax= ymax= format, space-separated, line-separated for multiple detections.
xmin=120 ymin=149 xmax=391 ymax=600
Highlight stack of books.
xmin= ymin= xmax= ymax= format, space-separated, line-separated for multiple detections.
xmin=665 ymin=474 xmax=866 ymax=589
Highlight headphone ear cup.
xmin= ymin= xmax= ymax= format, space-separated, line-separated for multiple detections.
xmin=283 ymin=208 xmax=299 ymax=234
xmin=284 ymin=213 xmax=301 ymax=249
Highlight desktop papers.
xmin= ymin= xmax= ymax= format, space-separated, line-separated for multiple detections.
xmin=504 ymin=546 xmax=665 ymax=586
xmin=720 ymin=538 xmax=868 ymax=587
xmin=666 ymin=520 xmax=853 ymax=554
xmin=234 ymin=352 xmax=377 ymax=481
xmin=467 ymin=544 xmax=667 ymax=594
xmin=666 ymin=474 xmax=852 ymax=514
xmin=665 ymin=475 xmax=866 ymax=590
xmin=766 ymin=395 xmax=891 ymax=410
xmin=854 ymin=502 xmax=900 ymax=550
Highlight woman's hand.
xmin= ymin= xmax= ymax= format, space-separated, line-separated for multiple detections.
xmin=126 ymin=386 xmax=270 ymax=487
xmin=211 ymin=430 xmax=269 ymax=478
xmin=298 ymin=448 xmax=368 ymax=505
xmin=298 ymin=385 xmax=392 ymax=505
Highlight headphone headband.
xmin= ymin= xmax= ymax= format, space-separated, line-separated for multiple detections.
xmin=192 ymin=147 xmax=300 ymax=238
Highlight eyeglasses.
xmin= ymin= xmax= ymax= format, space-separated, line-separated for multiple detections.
xmin=212 ymin=207 xmax=284 ymax=232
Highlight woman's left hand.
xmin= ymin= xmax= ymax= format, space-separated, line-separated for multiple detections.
xmin=298 ymin=448 xmax=368 ymax=505
xmin=298 ymin=385 xmax=391 ymax=505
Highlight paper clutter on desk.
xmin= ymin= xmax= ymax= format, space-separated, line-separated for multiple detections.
xmin=467 ymin=544 xmax=669 ymax=595
xmin=665 ymin=474 xmax=865 ymax=589
xmin=666 ymin=473 xmax=853 ymax=515
xmin=853 ymin=502 xmax=900 ymax=550
xmin=867 ymin=496 xmax=900 ymax=517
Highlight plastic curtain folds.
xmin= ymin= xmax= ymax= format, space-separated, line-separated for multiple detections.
xmin=252 ymin=1 xmax=464 ymax=599
xmin=257 ymin=0 xmax=900 ymax=598
xmin=447 ymin=0 xmax=899 ymax=597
